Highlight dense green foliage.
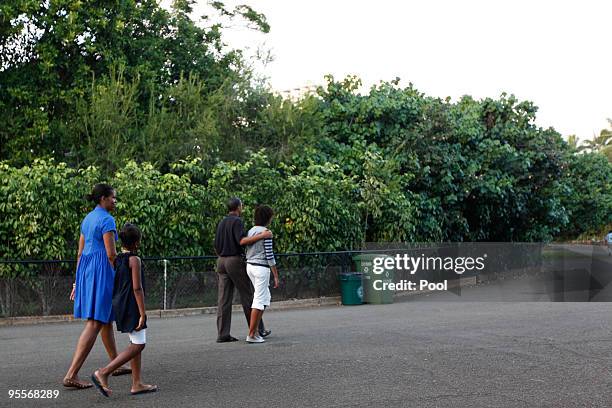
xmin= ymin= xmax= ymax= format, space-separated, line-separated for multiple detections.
xmin=0 ymin=0 xmax=268 ymax=168
xmin=0 ymin=156 xmax=365 ymax=260
xmin=1 ymin=1 xmax=611 ymax=264
xmin=560 ymin=152 xmax=612 ymax=238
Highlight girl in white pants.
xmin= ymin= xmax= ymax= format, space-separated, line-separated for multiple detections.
xmin=245 ymin=205 xmax=279 ymax=343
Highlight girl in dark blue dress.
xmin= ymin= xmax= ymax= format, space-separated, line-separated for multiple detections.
xmin=63 ymin=184 xmax=129 ymax=389
xmin=91 ymin=223 xmax=157 ymax=397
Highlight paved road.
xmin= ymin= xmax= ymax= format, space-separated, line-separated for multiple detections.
xmin=2 ymin=277 xmax=612 ymax=408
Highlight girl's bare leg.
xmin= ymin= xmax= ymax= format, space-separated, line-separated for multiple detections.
xmin=129 ymin=351 xmax=157 ymax=393
xmin=93 ymin=343 xmax=145 ymax=394
xmin=100 ymin=322 xmax=131 ymax=373
xmin=248 ymin=308 xmax=264 ymax=338
xmin=131 ymin=352 xmax=142 ymax=385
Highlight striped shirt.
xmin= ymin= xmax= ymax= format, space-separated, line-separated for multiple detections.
xmin=245 ymin=226 xmax=276 ymax=267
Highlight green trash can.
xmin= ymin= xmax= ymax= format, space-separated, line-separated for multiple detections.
xmin=339 ymin=273 xmax=363 ymax=305
xmin=353 ymin=254 xmax=394 ymax=304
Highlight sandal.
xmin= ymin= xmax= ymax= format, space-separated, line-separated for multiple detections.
xmin=111 ymin=366 xmax=132 ymax=376
xmin=131 ymin=384 xmax=158 ymax=395
xmin=91 ymin=371 xmax=112 ymax=398
xmin=62 ymin=377 xmax=93 ymax=389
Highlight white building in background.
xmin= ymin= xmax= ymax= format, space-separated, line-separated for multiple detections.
xmin=278 ymin=82 xmax=319 ymax=101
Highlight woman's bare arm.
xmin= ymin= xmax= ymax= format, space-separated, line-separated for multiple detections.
xmin=271 ymin=265 xmax=279 ymax=288
xmin=70 ymin=234 xmax=86 ymax=301
xmin=103 ymin=231 xmax=117 ymax=266
xmin=76 ymin=234 xmax=85 ymax=267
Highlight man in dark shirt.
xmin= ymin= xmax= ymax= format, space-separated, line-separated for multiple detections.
xmin=214 ymin=197 xmax=272 ymax=342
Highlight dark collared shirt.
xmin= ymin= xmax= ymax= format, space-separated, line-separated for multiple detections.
xmin=214 ymin=215 xmax=245 ymax=257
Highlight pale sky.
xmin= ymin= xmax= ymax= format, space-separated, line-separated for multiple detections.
xmin=190 ymin=0 xmax=611 ymax=141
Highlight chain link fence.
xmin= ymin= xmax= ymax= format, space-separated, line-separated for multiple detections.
xmin=1 ymin=244 xmax=591 ymax=318
xmin=0 ymin=251 xmax=354 ymax=318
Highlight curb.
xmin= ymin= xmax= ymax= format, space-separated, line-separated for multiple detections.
xmin=156 ymin=296 xmax=342 ymax=319
xmin=0 ymin=296 xmax=342 ymax=327
xmin=0 ymin=276 xmax=478 ymax=327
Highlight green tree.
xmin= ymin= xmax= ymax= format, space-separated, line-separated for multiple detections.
xmin=71 ymin=67 xmax=227 ymax=174
xmin=559 ymin=152 xmax=612 ymax=238
xmin=312 ymin=77 xmax=571 ymax=242
xmin=578 ymin=119 xmax=612 ymax=162
xmin=0 ymin=0 xmax=268 ymax=164
xmin=201 ymin=151 xmax=364 ymax=252
xmin=0 ymin=159 xmax=98 ymax=315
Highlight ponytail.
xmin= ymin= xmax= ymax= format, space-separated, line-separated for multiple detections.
xmin=85 ymin=183 xmax=114 ymax=205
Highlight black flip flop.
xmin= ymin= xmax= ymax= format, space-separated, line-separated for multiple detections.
xmin=131 ymin=385 xmax=158 ymax=395
xmin=90 ymin=373 xmax=110 ymax=397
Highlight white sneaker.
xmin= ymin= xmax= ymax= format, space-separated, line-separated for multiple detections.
xmin=246 ymin=335 xmax=265 ymax=343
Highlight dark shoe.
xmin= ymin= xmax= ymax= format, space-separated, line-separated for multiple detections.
xmin=131 ymin=384 xmax=158 ymax=395
xmin=216 ymin=335 xmax=239 ymax=343
xmin=259 ymin=329 xmax=271 ymax=338
xmin=90 ymin=372 xmax=111 ymax=398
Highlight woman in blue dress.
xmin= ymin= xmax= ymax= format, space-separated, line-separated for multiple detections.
xmin=63 ymin=184 xmax=128 ymax=389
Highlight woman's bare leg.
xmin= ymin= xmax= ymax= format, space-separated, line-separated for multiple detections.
xmin=100 ymin=323 xmax=118 ymax=359
xmin=64 ymin=320 xmax=103 ymax=383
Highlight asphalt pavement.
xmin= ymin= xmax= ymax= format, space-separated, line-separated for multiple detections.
xmin=2 ymin=274 xmax=612 ymax=408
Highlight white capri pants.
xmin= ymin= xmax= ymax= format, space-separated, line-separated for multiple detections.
xmin=246 ymin=264 xmax=271 ymax=311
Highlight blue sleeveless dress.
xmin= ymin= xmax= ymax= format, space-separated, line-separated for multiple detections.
xmin=73 ymin=206 xmax=118 ymax=323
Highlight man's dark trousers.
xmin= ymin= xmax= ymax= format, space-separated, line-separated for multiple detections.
xmin=216 ymin=255 xmax=263 ymax=339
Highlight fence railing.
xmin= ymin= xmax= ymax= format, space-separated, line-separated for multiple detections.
xmin=10 ymin=243 xmax=612 ymax=318
xmin=0 ymin=244 xmax=556 ymax=318
xmin=0 ymin=251 xmax=358 ymax=318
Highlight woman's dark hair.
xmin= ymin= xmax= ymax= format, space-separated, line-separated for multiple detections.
xmin=85 ymin=183 xmax=114 ymax=204
xmin=119 ymin=223 xmax=142 ymax=250
xmin=254 ymin=205 xmax=274 ymax=227
xmin=227 ymin=197 xmax=242 ymax=212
